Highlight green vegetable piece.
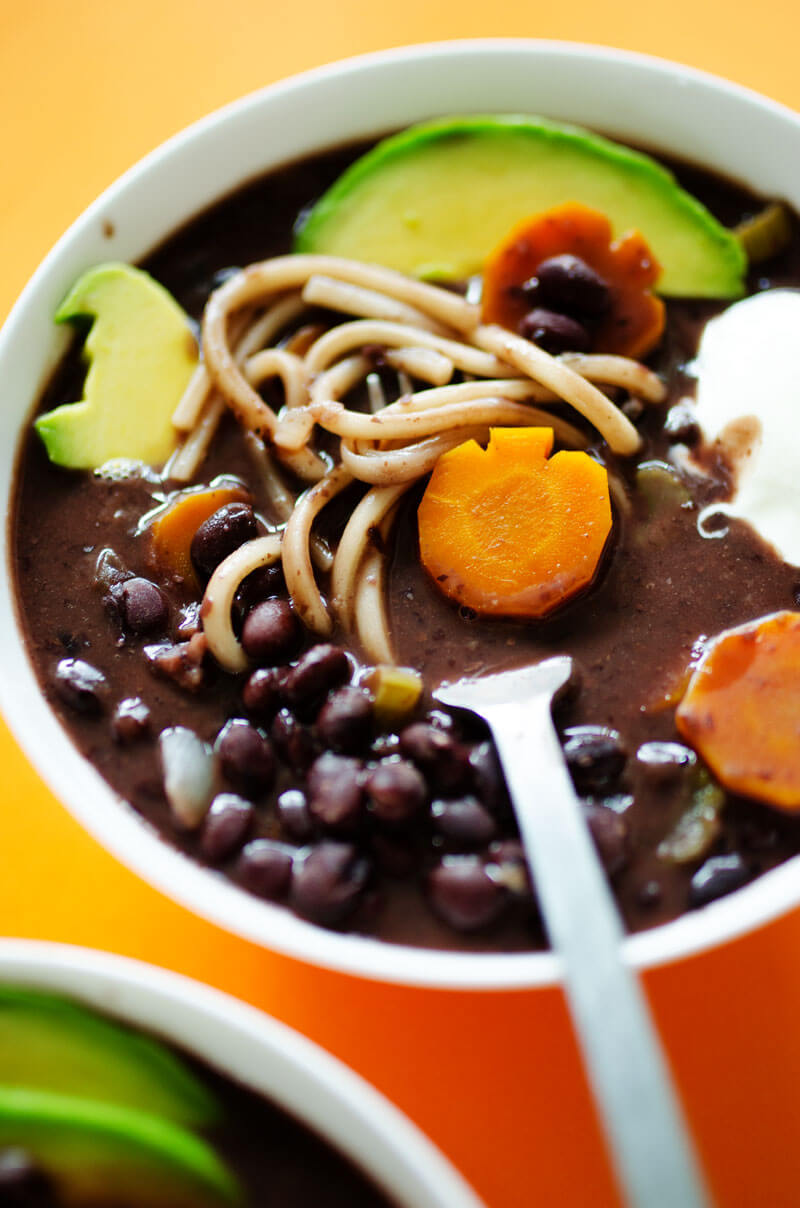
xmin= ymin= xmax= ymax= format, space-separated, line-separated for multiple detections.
xmin=657 ymin=771 xmax=726 ymax=865
xmin=0 ymin=1088 xmax=240 ymax=1207
xmin=631 ymin=461 xmax=693 ymax=551
xmin=0 ymin=988 xmax=218 ymax=1129
xmin=295 ymin=115 xmax=746 ymax=298
xmin=635 ymin=461 xmax=692 ymax=517
xmin=735 ymin=202 xmax=793 ymax=264
xmin=35 ymin=262 xmax=197 ymax=469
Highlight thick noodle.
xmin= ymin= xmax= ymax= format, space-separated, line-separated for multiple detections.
xmin=189 ymin=251 xmax=660 ymax=662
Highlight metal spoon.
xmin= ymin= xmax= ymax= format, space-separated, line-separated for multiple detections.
xmin=435 ymin=657 xmax=711 ymax=1208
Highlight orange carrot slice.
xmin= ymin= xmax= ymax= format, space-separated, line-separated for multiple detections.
xmin=150 ymin=486 xmax=249 ymax=583
xmin=482 ymin=202 xmax=665 ymax=359
xmin=417 ymin=427 xmax=612 ymax=619
xmin=676 ymin=611 xmax=800 ymax=811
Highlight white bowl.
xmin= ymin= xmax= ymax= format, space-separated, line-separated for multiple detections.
xmin=2 ymin=40 xmax=799 ymax=989
xmin=0 ymin=938 xmax=483 ymax=1207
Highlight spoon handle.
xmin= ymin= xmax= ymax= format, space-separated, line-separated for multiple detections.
xmin=484 ymin=694 xmax=711 ymax=1208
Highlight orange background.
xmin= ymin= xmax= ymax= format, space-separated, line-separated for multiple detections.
xmin=2 ymin=6 xmax=800 ymax=1207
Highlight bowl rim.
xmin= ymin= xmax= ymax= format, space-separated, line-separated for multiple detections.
xmin=0 ymin=938 xmax=484 ymax=1207
xmin=2 ymin=38 xmax=800 ymax=991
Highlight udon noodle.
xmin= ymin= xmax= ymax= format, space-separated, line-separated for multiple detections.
xmin=173 ymin=255 xmax=666 ymax=668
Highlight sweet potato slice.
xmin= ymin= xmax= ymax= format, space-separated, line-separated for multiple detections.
xmin=417 ymin=427 xmax=612 ymax=619
xmin=676 ymin=610 xmax=800 ymax=811
xmin=482 ymin=202 xmax=665 ymax=359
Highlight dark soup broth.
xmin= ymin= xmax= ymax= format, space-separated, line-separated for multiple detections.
xmin=13 ymin=122 xmax=800 ymax=952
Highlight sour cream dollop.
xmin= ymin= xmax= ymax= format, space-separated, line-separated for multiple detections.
xmin=689 ymin=289 xmax=800 ymax=565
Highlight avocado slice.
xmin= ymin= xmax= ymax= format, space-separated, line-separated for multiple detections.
xmin=295 ymin=115 xmax=746 ymax=298
xmin=35 ymin=262 xmax=197 ymax=469
xmin=0 ymin=988 xmax=218 ymax=1130
xmin=0 ymin=1089 xmax=240 ymax=1207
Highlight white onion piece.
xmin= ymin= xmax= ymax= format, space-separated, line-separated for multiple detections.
xmin=159 ymin=726 xmax=216 ymax=830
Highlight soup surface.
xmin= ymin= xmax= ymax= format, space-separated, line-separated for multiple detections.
xmin=12 ymin=133 xmax=800 ymax=952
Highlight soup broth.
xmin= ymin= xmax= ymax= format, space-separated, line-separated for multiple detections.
xmin=12 ymin=135 xmax=800 ymax=952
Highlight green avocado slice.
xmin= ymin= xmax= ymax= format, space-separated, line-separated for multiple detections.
xmin=294 ymin=115 xmax=746 ymax=298
xmin=0 ymin=1089 xmax=240 ymax=1207
xmin=35 ymin=261 xmax=197 ymax=470
xmin=0 ymin=989 xmax=218 ymax=1130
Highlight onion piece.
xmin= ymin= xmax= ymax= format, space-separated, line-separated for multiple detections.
xmin=160 ymin=726 xmax=216 ymax=829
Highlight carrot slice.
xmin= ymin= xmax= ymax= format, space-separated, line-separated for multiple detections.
xmin=676 ymin=611 xmax=800 ymax=811
xmin=482 ymin=202 xmax=665 ymax=359
xmin=417 ymin=427 xmax=612 ymax=619
xmin=150 ymin=486 xmax=249 ymax=584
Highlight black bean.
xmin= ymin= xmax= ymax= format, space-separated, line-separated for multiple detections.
xmin=431 ymin=796 xmax=497 ymax=846
xmin=201 ymin=794 xmax=254 ymax=862
xmin=54 ymin=658 xmax=108 ymax=715
xmin=216 ymin=719 xmax=275 ymax=794
xmin=517 ymin=307 xmax=591 ymax=354
xmin=689 ymin=853 xmax=750 ymax=908
xmin=469 ymin=741 xmax=507 ymax=813
xmin=0 ymin=1150 xmax=54 ymax=1206
xmin=283 ymin=644 xmax=351 ymax=713
xmin=563 ymin=726 xmax=627 ymax=794
xmin=236 ymin=839 xmax=294 ymax=900
xmin=236 ymin=563 xmax=286 ymax=610
xmin=277 ymin=789 xmax=314 ymax=842
xmin=428 ymin=857 xmax=508 ymax=931
xmin=271 ymin=708 xmax=316 ymax=774
xmin=583 ymin=802 xmax=629 ymax=876
xmin=241 ymin=598 xmax=302 ymax=665
xmin=242 ymin=667 xmax=284 ymax=722
xmin=533 ymin=254 xmax=611 ymax=317
xmin=290 ymin=841 xmax=370 ymax=926
xmin=366 ymin=758 xmax=427 ymax=824
xmin=306 ymin=752 xmax=365 ymax=831
xmin=398 ymin=722 xmax=471 ymax=794
xmin=316 ymin=686 xmax=373 ymax=754
xmin=190 ymin=502 xmax=258 ymax=578
xmin=111 ymin=697 xmax=151 ymax=743
xmin=108 ymin=576 xmax=168 ymax=635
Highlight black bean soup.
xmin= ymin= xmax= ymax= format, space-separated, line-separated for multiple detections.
xmin=0 ymin=1075 xmax=392 ymax=1207
xmin=12 ymin=140 xmax=800 ymax=953
xmin=0 ymin=1023 xmax=393 ymax=1208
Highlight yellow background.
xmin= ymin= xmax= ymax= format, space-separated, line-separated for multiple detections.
xmin=2 ymin=5 xmax=800 ymax=1206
